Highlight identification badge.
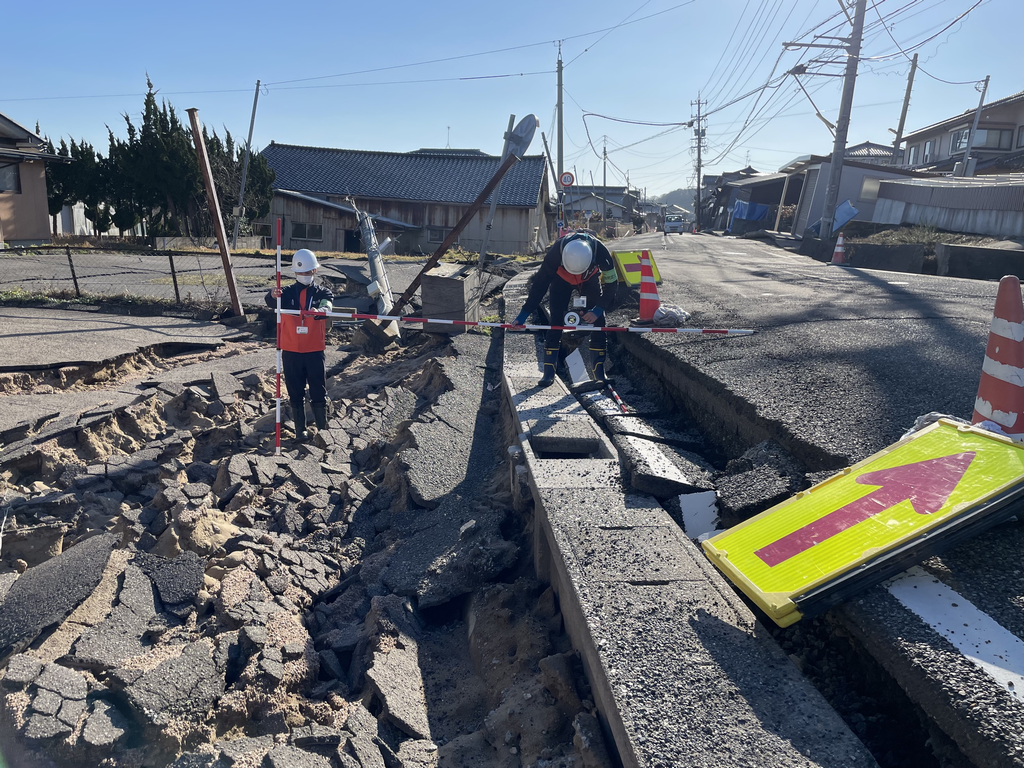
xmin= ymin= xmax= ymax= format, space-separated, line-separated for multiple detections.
xmin=296 ymin=326 xmax=309 ymax=335
xmin=573 ymin=296 xmax=587 ymax=307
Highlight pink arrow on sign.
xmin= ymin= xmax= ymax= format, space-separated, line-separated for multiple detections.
xmin=754 ymin=452 xmax=976 ymax=568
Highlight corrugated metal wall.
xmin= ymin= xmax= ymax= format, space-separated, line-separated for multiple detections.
xmin=878 ymin=180 xmax=1024 ymax=211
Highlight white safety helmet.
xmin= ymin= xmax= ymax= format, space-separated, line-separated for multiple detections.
xmin=561 ymin=237 xmax=593 ymax=275
xmin=292 ymin=249 xmax=320 ymax=272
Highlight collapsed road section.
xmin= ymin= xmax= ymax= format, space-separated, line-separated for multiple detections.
xmin=0 ymin=302 xmax=616 ymax=768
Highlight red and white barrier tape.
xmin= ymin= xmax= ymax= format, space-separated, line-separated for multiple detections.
xmin=278 ymin=308 xmax=754 ymax=336
xmin=275 ymin=219 xmax=283 ymax=456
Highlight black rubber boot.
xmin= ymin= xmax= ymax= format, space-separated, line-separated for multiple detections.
xmin=590 ymin=341 xmax=610 ymax=382
xmin=291 ymin=399 xmax=309 ymax=441
xmin=538 ymin=346 xmax=559 ymax=387
xmin=312 ymin=403 xmax=328 ymax=431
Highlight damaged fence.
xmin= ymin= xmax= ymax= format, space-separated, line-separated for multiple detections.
xmin=0 ymin=247 xmax=282 ymax=308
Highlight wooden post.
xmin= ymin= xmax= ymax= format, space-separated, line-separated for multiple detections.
xmin=168 ymin=253 xmax=181 ymax=304
xmin=186 ymin=108 xmax=243 ymax=316
xmin=65 ymin=246 xmax=81 ymax=297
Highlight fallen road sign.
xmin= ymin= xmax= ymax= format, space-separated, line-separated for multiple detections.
xmin=611 ymin=250 xmax=662 ymax=286
xmin=702 ymin=419 xmax=1024 ymax=627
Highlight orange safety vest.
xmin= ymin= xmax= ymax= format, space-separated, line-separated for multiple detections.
xmin=279 ymin=287 xmax=327 ymax=353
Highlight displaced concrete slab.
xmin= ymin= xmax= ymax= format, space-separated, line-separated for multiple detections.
xmin=509 ymin=379 xmax=587 ymax=420
xmin=0 ymin=307 xmax=240 ymax=372
xmin=613 ymin=433 xmax=711 ymax=497
xmin=525 ymin=416 xmax=601 ymax=455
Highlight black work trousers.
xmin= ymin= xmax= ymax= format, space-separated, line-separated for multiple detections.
xmin=282 ymin=350 xmax=327 ymax=410
xmin=545 ymin=274 xmax=607 ymax=348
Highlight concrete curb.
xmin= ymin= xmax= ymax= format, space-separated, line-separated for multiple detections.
xmin=501 ymin=271 xmax=878 ymax=768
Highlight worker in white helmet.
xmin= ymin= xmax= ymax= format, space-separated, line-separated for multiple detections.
xmin=266 ymin=249 xmax=334 ymax=440
xmin=512 ymin=231 xmax=618 ymax=387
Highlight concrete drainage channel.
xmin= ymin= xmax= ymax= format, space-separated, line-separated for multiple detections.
xmin=503 ymin=260 xmax=1004 ymax=768
xmin=502 ymin=272 xmax=881 ymax=768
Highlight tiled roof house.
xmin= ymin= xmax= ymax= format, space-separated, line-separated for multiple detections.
xmin=257 ymin=143 xmax=551 ymax=255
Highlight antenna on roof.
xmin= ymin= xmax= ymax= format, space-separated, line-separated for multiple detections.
xmin=446 ymin=126 xmax=451 ymax=149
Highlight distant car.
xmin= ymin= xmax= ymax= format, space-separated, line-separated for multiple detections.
xmin=664 ymin=215 xmax=686 ymax=234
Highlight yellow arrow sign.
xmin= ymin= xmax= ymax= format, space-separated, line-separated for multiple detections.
xmin=703 ymin=420 xmax=1024 ymax=626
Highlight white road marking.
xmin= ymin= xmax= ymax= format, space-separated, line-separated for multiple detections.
xmin=888 ymin=281 xmax=910 ymax=285
xmin=886 ymin=567 xmax=1024 ymax=699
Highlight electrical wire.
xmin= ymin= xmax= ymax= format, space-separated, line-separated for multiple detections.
xmin=868 ymin=0 xmax=986 ymax=83
xmin=564 ymin=0 xmax=653 ymax=67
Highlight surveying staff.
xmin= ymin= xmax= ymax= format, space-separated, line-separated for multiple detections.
xmin=266 ymin=249 xmax=333 ymax=440
xmin=512 ymin=231 xmax=618 ymax=387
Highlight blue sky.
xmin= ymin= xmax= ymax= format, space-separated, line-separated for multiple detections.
xmin=3 ymin=0 xmax=1016 ymax=197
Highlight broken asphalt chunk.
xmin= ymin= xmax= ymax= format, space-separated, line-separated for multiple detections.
xmin=0 ymin=533 xmax=117 ymax=663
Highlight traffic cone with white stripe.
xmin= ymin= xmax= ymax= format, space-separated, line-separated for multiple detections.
xmin=973 ymin=275 xmax=1024 ymax=439
xmin=831 ymin=232 xmax=846 ymax=265
xmin=639 ymin=250 xmax=660 ymax=322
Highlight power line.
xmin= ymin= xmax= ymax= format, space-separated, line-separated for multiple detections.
xmin=865 ymin=0 xmax=987 ymax=79
xmin=565 ymin=0 xmax=654 ymax=67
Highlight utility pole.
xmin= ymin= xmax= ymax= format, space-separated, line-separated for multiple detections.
xmin=692 ymin=96 xmax=706 ymax=231
xmin=556 ymin=44 xmax=563 ymax=189
xmin=819 ymin=0 xmax=867 ymax=241
xmin=556 ymin=43 xmax=565 ymax=235
xmin=186 ymin=108 xmax=243 ymax=317
xmin=232 ymin=80 xmax=261 ymax=249
xmin=602 ymin=139 xmax=607 ymax=227
xmin=959 ymin=75 xmax=990 ymax=177
xmin=891 ymin=54 xmax=917 ymax=166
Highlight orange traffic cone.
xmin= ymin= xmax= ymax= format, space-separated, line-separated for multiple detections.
xmin=830 ymin=232 xmax=846 ymax=264
xmin=973 ymin=275 xmax=1024 ymax=438
xmin=639 ymin=250 xmax=660 ymax=322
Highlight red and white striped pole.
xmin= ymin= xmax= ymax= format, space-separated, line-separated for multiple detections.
xmin=277 ymin=308 xmax=754 ymax=336
xmin=275 ymin=219 xmax=283 ymax=456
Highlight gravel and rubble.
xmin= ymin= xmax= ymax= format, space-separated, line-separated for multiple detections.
xmin=0 ymin=313 xmax=610 ymax=768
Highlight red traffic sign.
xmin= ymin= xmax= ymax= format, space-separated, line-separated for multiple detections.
xmin=559 ymin=171 xmax=575 ymax=187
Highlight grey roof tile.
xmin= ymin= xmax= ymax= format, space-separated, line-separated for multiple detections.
xmin=261 ymin=143 xmax=546 ymax=208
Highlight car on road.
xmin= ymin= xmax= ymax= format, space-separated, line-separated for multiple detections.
xmin=664 ymin=215 xmax=686 ymax=234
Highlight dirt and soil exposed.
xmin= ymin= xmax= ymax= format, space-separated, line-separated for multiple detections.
xmin=0 ymin=299 xmax=613 ymax=768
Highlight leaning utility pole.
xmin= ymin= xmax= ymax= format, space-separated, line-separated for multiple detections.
xmin=818 ymin=0 xmax=867 ymax=241
xmin=186 ymin=108 xmax=243 ymax=317
xmin=959 ymin=75 xmax=990 ymax=177
xmin=232 ymin=80 xmax=261 ymax=249
xmin=890 ymin=55 xmax=917 ymax=166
